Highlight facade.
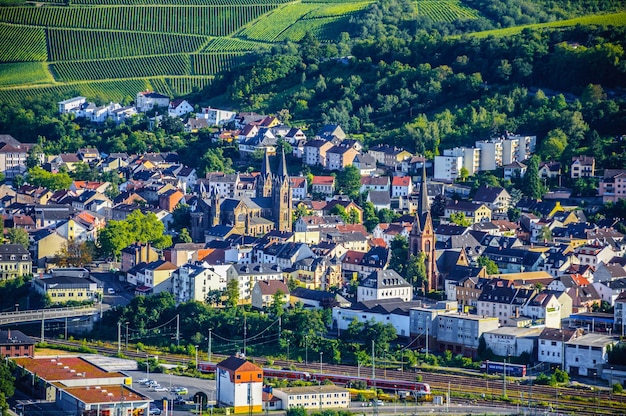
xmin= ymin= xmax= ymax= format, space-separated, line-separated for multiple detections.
xmin=0 ymin=244 xmax=32 ymax=281
xmin=58 ymin=96 xmax=86 ymax=114
xmin=120 ymin=243 xmax=159 ymax=273
xmin=483 ymin=327 xmax=542 ymax=358
xmin=0 ymin=329 xmax=34 ymax=357
xmin=614 ymin=291 xmax=626 ymax=336
xmin=599 ymin=169 xmax=626 ymax=203
xmin=272 ymin=385 xmax=350 ymax=410
xmin=434 ymin=155 xmax=462 ymax=181
xmin=216 ymin=356 xmax=263 ymax=414
xmin=33 ymin=275 xmax=103 ymax=304
xmin=436 ymin=313 xmax=500 ymax=357
xmin=571 ymin=155 xmax=595 ymax=179
xmin=356 ymin=269 xmax=413 ymax=302
xmin=311 ymin=176 xmax=335 ymax=196
xmin=0 ymin=135 xmax=31 ymax=179
xmin=445 ymin=201 xmax=492 ymax=223
xmin=170 ymin=263 xmax=233 ymax=303
xmin=565 ymin=334 xmax=617 ymax=376
xmin=198 ymin=107 xmax=237 ymax=126
xmin=443 ymin=147 xmax=481 ymax=175
xmin=537 ymin=328 xmax=584 ymax=367
xmin=136 ymin=90 xmax=170 ymax=112
xmin=251 ymin=280 xmax=290 ymax=310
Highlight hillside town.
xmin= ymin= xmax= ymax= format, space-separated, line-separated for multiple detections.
xmin=2 ymin=90 xmax=626 ymax=415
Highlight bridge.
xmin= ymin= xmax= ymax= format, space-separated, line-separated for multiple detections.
xmin=0 ymin=306 xmax=99 ymax=325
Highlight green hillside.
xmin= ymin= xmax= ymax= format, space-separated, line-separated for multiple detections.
xmin=0 ymin=0 xmax=623 ymax=103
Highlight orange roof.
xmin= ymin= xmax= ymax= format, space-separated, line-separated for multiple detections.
xmin=370 ymin=238 xmax=387 ymax=248
xmin=392 ymin=176 xmax=411 ymax=186
xmin=570 ymin=273 xmax=590 ymax=286
xmin=290 ymin=177 xmax=307 ymax=188
xmin=312 ymin=176 xmax=335 ymax=185
xmin=52 ymin=383 xmax=149 ymax=405
xmin=76 ymin=211 xmax=97 ymax=224
xmin=336 ymin=224 xmax=367 ymax=236
xmin=12 ymin=357 xmax=125 ymax=381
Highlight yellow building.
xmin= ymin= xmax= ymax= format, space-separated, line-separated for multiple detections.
xmin=0 ymin=244 xmax=32 ymax=281
xmin=33 ymin=275 xmax=103 ymax=304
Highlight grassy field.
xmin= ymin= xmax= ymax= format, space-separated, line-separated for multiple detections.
xmin=0 ymin=62 xmax=53 ymax=86
xmin=468 ymin=11 xmax=626 ymax=38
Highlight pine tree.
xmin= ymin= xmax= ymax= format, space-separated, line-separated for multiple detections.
xmin=522 ymin=155 xmax=543 ymax=199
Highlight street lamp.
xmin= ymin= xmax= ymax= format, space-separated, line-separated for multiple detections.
xmin=146 ymin=355 xmax=150 ymax=380
xmin=319 ymin=352 xmax=323 ymax=379
xmin=195 ymin=345 xmax=199 ymax=371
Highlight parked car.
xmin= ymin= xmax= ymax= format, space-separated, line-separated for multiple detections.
xmin=136 ymin=378 xmax=149 ymax=384
xmin=154 ymin=386 xmax=169 ymax=392
xmin=148 ymin=407 xmax=161 ymax=415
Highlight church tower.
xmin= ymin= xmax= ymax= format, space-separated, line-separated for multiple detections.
xmin=210 ymin=187 xmax=221 ymax=227
xmin=257 ymin=148 xmax=273 ymax=198
xmin=409 ymin=164 xmax=438 ymax=291
xmin=272 ymin=148 xmax=292 ymax=232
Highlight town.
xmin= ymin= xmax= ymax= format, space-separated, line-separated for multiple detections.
xmin=0 ymin=89 xmax=625 ymax=416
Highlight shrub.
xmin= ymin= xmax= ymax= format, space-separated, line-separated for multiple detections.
xmin=613 ymin=383 xmax=623 ymax=394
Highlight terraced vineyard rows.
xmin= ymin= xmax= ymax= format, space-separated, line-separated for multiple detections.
xmin=277 ymin=16 xmax=348 ymax=41
xmin=306 ymin=0 xmax=372 ymax=17
xmin=202 ymin=37 xmax=268 ymax=52
xmin=165 ymin=76 xmax=213 ymax=95
xmin=0 ymin=5 xmax=276 ymax=36
xmin=0 ymin=23 xmax=47 ymax=62
xmin=193 ymin=53 xmax=251 ymax=75
xmin=47 ymin=29 xmax=207 ymax=61
xmin=238 ymin=3 xmax=319 ymax=41
xmin=36 ymin=0 xmax=291 ymax=4
xmin=0 ymin=62 xmax=53 ymax=87
xmin=52 ymin=55 xmax=192 ymax=82
xmin=416 ymin=0 xmax=481 ymax=22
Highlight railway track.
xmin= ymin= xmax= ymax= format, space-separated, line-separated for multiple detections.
xmin=43 ymin=338 xmax=625 ymax=414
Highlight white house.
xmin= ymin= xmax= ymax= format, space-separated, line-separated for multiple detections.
xmin=272 ymin=385 xmax=350 ymax=411
xmin=170 ymin=263 xmax=233 ymax=303
xmin=168 ymin=99 xmax=194 ymax=118
xmin=197 ymin=107 xmax=237 ymax=125
xmin=357 ymin=269 xmax=413 ymax=302
xmin=434 ymin=155 xmax=462 ymax=181
xmin=216 ymin=356 xmax=263 ymax=413
xmin=58 ymin=96 xmax=86 ymax=114
xmin=483 ymin=326 xmax=542 ymax=358
xmin=333 ymin=298 xmax=422 ymax=338
xmin=391 ymin=176 xmax=413 ymax=198
xmin=136 ymin=90 xmax=170 ymax=112
xmin=537 ymin=328 xmax=584 ymax=367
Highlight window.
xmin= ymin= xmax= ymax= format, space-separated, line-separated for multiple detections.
xmin=236 ymin=375 xmax=241 ymax=380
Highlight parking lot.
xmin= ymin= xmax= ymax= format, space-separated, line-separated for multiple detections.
xmin=125 ymin=370 xmax=216 ymax=415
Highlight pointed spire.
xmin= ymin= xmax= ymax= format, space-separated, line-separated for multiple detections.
xmin=278 ymin=146 xmax=288 ymax=179
xmin=261 ymin=148 xmax=271 ymax=177
xmin=418 ymin=162 xmax=429 ymax=216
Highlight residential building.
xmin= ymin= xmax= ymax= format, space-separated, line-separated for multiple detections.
xmin=58 ymin=96 xmax=86 ymax=114
xmin=230 ymin=263 xmax=283 ymax=303
xmin=131 ymin=260 xmax=177 ymax=293
xmin=599 ymin=169 xmax=626 ymax=203
xmin=0 ymin=330 xmax=34 ymax=357
xmin=272 ymin=385 xmax=350 ymax=410
xmin=357 ymin=269 xmax=413 ymax=302
xmin=251 ymin=280 xmax=290 ymax=310
xmin=326 ymin=144 xmax=358 ymax=170
xmin=136 ymin=90 xmax=170 ymax=112
xmin=170 ymin=263 xmax=233 ymax=303
xmin=0 ymin=244 xmax=32 ymax=281
xmin=481 ymin=246 xmax=545 ymax=273
xmin=303 ymin=139 xmax=333 ymax=167
xmin=333 ymin=298 xmax=422 ymax=337
xmin=360 ymin=176 xmax=390 ymax=194
xmin=434 ymin=155 xmax=462 ymax=181
xmin=445 ymin=200 xmax=492 ymax=223
xmin=571 ymin=155 xmax=595 ymax=179
xmin=539 ymin=162 xmax=562 ymax=179
xmin=503 ymin=161 xmax=527 ymax=181
xmin=0 ymin=135 xmax=32 ymax=179
xmin=476 ymin=279 xmax=536 ymax=326
xmin=614 ymin=291 xmax=626 ymax=337
xmin=353 ymin=153 xmax=377 ymax=176
xmin=216 ymin=356 xmax=263 ymax=414
xmin=311 ymin=176 xmax=335 ymax=196
xmin=168 ymin=99 xmax=194 ymax=117
xmin=436 ymin=313 xmax=500 ymax=357
xmin=443 ymin=147 xmax=481 ymax=175
xmin=392 ymin=176 xmax=413 ymax=198
xmin=120 ymin=243 xmax=159 ymax=273
xmin=473 ymin=186 xmax=510 ymax=214
xmin=197 ymin=107 xmax=237 ymax=126
xmin=341 ymin=247 xmax=388 ymax=280
xmin=476 ymin=140 xmax=503 ymax=171
xmin=289 ymin=177 xmax=308 ymax=200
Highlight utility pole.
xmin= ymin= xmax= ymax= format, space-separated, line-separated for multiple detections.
xmin=372 ymin=340 xmax=375 ymax=380
xmin=425 ymin=322 xmax=429 ymax=358
xmin=40 ymin=310 xmax=45 ymax=343
xmin=176 ymin=314 xmax=180 ymax=347
xmin=243 ymin=313 xmax=247 ymax=356
xmin=208 ymin=329 xmax=212 ymax=363
xmin=125 ymin=322 xmax=129 ymax=351
xmin=503 ymin=359 xmax=507 ymax=398
xmin=117 ymin=321 xmax=121 ymax=354
xmin=64 ymin=316 xmax=68 ymax=340
xmin=305 ymin=335 xmax=308 ymax=365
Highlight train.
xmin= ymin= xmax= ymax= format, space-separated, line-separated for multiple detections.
xmin=481 ymin=360 xmax=527 ymax=377
xmin=197 ymin=362 xmax=431 ymax=396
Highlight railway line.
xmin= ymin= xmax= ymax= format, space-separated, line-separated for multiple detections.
xmin=42 ymin=338 xmax=625 ymax=414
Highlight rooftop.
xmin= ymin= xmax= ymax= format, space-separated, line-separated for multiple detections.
xmin=52 ymin=383 xmax=149 ymax=405
xmin=12 ymin=357 xmax=125 ymax=381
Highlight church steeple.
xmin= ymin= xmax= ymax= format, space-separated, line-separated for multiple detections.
xmin=257 ymin=148 xmax=273 ymax=198
xmin=418 ymin=162 xmax=429 ymax=216
xmin=261 ymin=147 xmax=271 ymax=177
xmin=278 ymin=147 xmax=288 ymax=179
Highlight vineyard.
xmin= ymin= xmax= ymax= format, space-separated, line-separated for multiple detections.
xmin=0 ymin=0 xmax=463 ymax=103
xmin=416 ymin=0 xmax=481 ymax=22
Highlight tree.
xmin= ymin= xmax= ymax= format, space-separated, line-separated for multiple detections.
xmin=507 ymin=207 xmax=521 ymax=222
xmin=54 ymin=240 xmax=93 ymax=267
xmin=335 ymin=166 xmax=361 ymax=198
xmin=388 ymin=235 xmax=408 ymax=277
xmin=178 ymin=228 xmax=192 ymax=243
xmin=26 ymin=143 xmax=44 ymax=169
xmin=477 ymin=257 xmax=499 ymax=275
xmin=26 ymin=166 xmax=72 ymax=190
xmin=449 ymin=212 xmax=472 ymax=227
xmin=406 ymin=253 xmax=427 ymax=291
xmin=522 ymin=155 xmax=543 ymax=199
xmin=538 ymin=226 xmax=552 ymax=243
xmin=225 ymin=278 xmax=240 ymax=308
xmin=269 ymin=290 xmax=286 ymax=317
xmin=6 ymin=228 xmax=29 ymax=249
xmin=459 ymin=167 xmax=469 ymax=182
xmin=431 ymin=193 xmax=446 ymax=219
xmin=0 ymin=359 xmax=15 ymax=416
xmin=362 ymin=201 xmax=379 ymax=232
xmin=539 ymin=129 xmax=568 ymax=161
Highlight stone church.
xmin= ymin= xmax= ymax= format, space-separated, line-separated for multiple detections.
xmin=408 ymin=164 xmax=438 ymax=291
xmin=191 ymin=149 xmax=293 ymax=241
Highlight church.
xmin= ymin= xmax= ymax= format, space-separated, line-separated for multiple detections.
xmin=190 ymin=149 xmax=293 ymax=241
xmin=408 ymin=164 xmax=438 ymax=291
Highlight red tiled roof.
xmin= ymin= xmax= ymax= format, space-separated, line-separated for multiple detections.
xmin=53 ymin=383 xmax=149 ymax=405
xmin=312 ymin=176 xmax=335 ymax=186
xmin=12 ymin=357 xmax=124 ymax=381
xmin=290 ymin=177 xmax=307 ymax=188
xmin=370 ymin=238 xmax=387 ymax=248
xmin=392 ymin=176 xmax=411 ymax=186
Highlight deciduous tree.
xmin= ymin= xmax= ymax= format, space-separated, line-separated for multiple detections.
xmin=6 ymin=228 xmax=29 ymax=250
xmin=54 ymin=240 xmax=93 ymax=267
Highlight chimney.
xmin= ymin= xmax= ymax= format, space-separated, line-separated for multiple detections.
xmin=7 ymin=329 xmax=10 ymax=339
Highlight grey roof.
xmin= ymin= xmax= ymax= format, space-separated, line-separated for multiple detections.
xmin=0 ymin=329 xmax=35 ymax=346
xmin=368 ymin=190 xmax=391 ymax=205
xmin=0 ymin=244 xmax=30 ymax=256
xmin=473 ymin=185 xmax=507 ymax=204
xmin=360 ymin=269 xmax=411 ymax=289
xmin=351 ymin=298 xmax=423 ymax=315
